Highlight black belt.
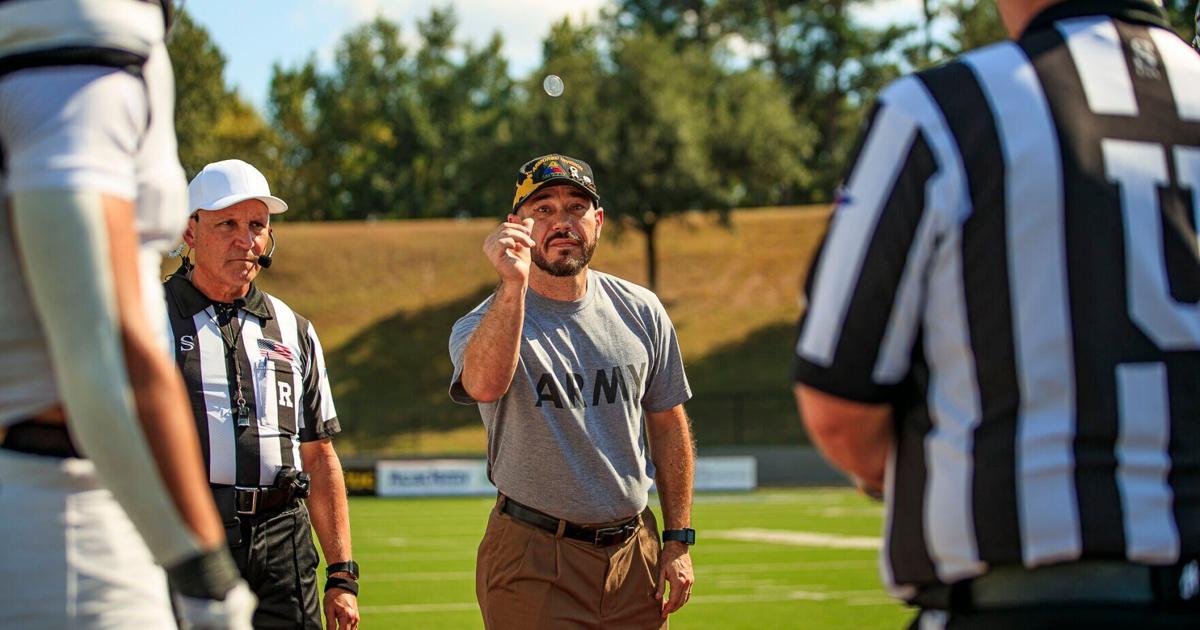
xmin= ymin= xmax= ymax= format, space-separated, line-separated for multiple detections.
xmin=500 ymin=496 xmax=640 ymax=547
xmin=211 ymin=485 xmax=298 ymax=518
xmin=913 ymin=560 xmax=1200 ymax=610
xmin=0 ymin=420 xmax=81 ymax=458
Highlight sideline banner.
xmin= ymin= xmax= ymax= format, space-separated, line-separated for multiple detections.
xmin=694 ymin=456 xmax=757 ymax=491
xmin=375 ymin=459 xmax=494 ymax=497
xmin=372 ymin=456 xmax=757 ymax=497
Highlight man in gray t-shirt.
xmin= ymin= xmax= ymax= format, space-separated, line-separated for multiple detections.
xmin=449 ymin=154 xmax=696 ymax=629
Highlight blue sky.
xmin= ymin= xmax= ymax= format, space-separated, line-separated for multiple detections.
xmin=187 ymin=0 xmax=925 ymax=109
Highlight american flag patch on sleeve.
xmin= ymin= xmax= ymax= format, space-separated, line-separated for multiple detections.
xmin=258 ymin=338 xmax=296 ymax=364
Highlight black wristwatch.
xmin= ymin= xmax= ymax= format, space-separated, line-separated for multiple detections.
xmin=662 ymin=528 xmax=696 ymax=545
xmin=326 ymin=560 xmax=360 ymax=580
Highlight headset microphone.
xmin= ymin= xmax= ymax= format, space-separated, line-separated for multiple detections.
xmin=258 ymin=233 xmax=277 ymax=269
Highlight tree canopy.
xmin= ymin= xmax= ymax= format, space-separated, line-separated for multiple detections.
xmin=171 ymin=1 xmax=1200 ymax=286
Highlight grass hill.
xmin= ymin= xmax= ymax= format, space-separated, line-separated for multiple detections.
xmin=169 ymin=206 xmax=832 ymax=454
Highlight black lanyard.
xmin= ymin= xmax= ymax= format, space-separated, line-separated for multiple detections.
xmin=214 ymin=299 xmax=252 ymax=428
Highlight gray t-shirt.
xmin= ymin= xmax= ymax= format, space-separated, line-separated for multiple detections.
xmin=449 ymin=270 xmax=691 ymax=523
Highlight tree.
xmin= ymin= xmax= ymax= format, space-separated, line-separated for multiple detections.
xmin=169 ymin=11 xmax=280 ymax=183
xmin=407 ymin=10 xmax=522 ymax=217
xmin=522 ymin=20 xmax=806 ymax=290
xmin=310 ymin=16 xmax=414 ymax=220
xmin=612 ymin=0 xmax=731 ymax=45
xmin=268 ymin=9 xmax=521 ymax=220
xmin=616 ymin=1 xmax=912 ymax=204
xmin=266 ymin=58 xmax=327 ymax=219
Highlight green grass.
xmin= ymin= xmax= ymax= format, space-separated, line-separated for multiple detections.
xmin=338 ymin=488 xmax=913 ymax=629
xmin=167 ymin=206 xmax=832 ymax=454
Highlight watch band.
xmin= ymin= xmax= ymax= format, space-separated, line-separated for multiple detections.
xmin=662 ymin=528 xmax=696 ymax=545
xmin=326 ymin=560 xmax=360 ymax=580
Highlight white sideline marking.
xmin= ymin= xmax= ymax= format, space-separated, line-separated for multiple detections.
xmin=690 ymin=590 xmax=889 ymax=605
xmin=694 ymin=591 xmax=831 ymax=603
xmin=359 ymin=591 xmax=897 ymax=615
xmin=366 ymin=571 xmax=475 ymax=581
xmin=366 ymin=560 xmax=874 ymax=583
xmin=358 ymin=550 xmax=478 ymax=561
xmin=693 ymin=491 xmax=849 ymax=505
xmin=708 ymin=528 xmax=881 ymax=550
xmin=360 ymin=602 xmax=480 ymax=614
xmin=704 ymin=560 xmax=873 ymax=573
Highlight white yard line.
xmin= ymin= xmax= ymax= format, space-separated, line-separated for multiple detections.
xmin=690 ymin=589 xmax=888 ymax=605
xmin=359 ymin=591 xmax=896 ymax=615
xmin=364 ymin=571 xmax=476 ymax=581
xmin=365 ymin=560 xmax=873 ymax=583
xmin=707 ymin=528 xmax=881 ymax=550
xmin=360 ymin=547 xmax=477 ymax=556
xmin=693 ymin=491 xmax=852 ymax=505
xmin=360 ymin=602 xmax=481 ymax=614
xmin=362 ymin=559 xmax=873 ymax=580
xmin=703 ymin=559 xmax=874 ymax=573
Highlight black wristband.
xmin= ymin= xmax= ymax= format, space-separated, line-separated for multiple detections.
xmin=166 ymin=546 xmax=241 ymax=600
xmin=326 ymin=560 xmax=360 ymax=580
xmin=325 ymin=576 xmax=360 ymax=596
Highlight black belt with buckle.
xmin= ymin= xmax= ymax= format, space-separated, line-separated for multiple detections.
xmin=500 ymin=496 xmax=640 ymax=546
xmin=912 ymin=560 xmax=1200 ymax=611
xmin=234 ymin=486 xmax=297 ymax=516
xmin=0 ymin=420 xmax=81 ymax=458
xmin=211 ymin=485 xmax=298 ymax=519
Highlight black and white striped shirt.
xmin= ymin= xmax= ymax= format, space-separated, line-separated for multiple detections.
xmin=793 ymin=0 xmax=1200 ymax=598
xmin=164 ymin=273 xmax=340 ymax=487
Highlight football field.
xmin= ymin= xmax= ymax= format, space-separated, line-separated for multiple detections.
xmin=344 ymin=488 xmax=913 ymax=629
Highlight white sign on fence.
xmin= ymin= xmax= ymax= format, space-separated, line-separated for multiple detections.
xmin=375 ymin=456 xmax=757 ymax=497
xmin=693 ymin=456 xmax=757 ymax=491
xmin=375 ymin=459 xmax=494 ymax=497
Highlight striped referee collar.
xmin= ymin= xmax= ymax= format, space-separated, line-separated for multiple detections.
xmin=165 ymin=272 xmax=272 ymax=320
xmin=1024 ymin=0 xmax=1169 ymax=36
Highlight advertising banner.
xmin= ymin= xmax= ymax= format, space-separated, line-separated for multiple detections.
xmin=375 ymin=459 xmax=494 ymax=497
xmin=372 ymin=456 xmax=756 ymax=497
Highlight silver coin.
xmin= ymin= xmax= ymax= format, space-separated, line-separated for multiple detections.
xmin=543 ymin=74 xmax=564 ymax=97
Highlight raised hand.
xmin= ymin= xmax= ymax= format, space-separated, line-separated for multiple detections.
xmin=483 ymin=215 xmax=535 ymax=284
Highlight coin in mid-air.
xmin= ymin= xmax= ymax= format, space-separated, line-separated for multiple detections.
xmin=543 ymin=74 xmax=564 ymax=97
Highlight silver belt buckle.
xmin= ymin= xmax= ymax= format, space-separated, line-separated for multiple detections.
xmin=593 ymin=522 xmax=636 ymax=546
xmin=235 ymin=486 xmax=260 ymax=515
xmin=593 ymin=525 xmax=621 ymax=546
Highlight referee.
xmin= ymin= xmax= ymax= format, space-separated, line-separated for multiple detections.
xmin=166 ymin=159 xmax=360 ymax=629
xmin=793 ymin=0 xmax=1200 ymax=627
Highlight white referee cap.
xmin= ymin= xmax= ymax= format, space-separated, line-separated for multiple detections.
xmin=188 ymin=159 xmax=288 ymax=215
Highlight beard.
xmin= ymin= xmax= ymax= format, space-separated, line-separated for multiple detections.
xmin=531 ymin=230 xmax=598 ymax=277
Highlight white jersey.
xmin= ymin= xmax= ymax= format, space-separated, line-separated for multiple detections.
xmin=0 ymin=0 xmax=166 ymax=60
xmin=0 ymin=16 xmax=185 ymax=425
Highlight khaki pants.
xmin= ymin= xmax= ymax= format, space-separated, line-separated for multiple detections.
xmin=476 ymin=498 xmax=668 ymax=630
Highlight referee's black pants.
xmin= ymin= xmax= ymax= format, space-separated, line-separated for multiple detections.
xmin=229 ymin=502 xmax=322 ymax=630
